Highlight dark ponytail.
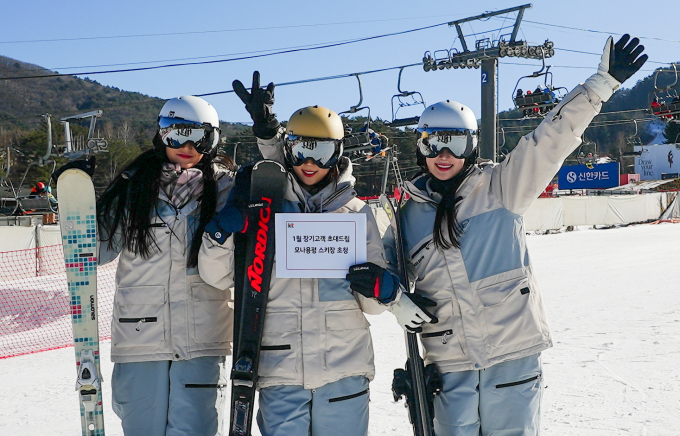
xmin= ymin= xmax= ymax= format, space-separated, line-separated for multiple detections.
xmin=430 ymin=175 xmax=466 ymax=250
xmin=416 ymin=148 xmax=477 ymax=250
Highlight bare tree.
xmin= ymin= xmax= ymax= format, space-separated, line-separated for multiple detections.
xmin=118 ymin=120 xmax=131 ymax=145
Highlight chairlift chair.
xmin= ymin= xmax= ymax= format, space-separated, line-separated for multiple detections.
xmin=576 ymin=135 xmax=598 ymax=168
xmin=339 ymin=74 xmax=375 ymax=156
xmin=512 ymin=52 xmax=566 ymax=118
xmin=496 ymin=127 xmax=510 ymax=162
xmin=387 ymin=67 xmax=426 ymax=128
xmin=650 ymin=64 xmax=680 ymax=123
xmin=626 ymin=120 xmax=643 ymax=146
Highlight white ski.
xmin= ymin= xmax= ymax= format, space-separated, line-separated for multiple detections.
xmin=57 ymin=161 xmax=105 ymax=436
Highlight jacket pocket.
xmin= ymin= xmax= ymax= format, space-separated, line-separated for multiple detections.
xmin=324 ymin=309 xmax=373 ymax=374
xmin=477 ymin=275 xmax=527 ymax=307
xmin=112 ymin=285 xmax=166 ymax=348
xmin=191 ymin=282 xmax=233 ymax=344
xmin=420 ymin=300 xmax=466 ymax=363
xmin=478 ymin=277 xmax=543 ymax=353
xmin=259 ymin=311 xmax=300 ymax=378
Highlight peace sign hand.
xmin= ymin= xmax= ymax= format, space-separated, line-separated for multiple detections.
xmin=233 ymin=71 xmax=280 ymax=139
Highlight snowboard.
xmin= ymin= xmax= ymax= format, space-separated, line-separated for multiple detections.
xmin=55 ymin=157 xmax=105 ymax=436
xmin=230 ymin=160 xmax=287 ymax=436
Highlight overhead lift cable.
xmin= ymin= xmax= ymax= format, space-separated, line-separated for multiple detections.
xmin=0 ymin=22 xmax=448 ymax=80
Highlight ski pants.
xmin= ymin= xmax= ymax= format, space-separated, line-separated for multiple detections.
xmin=433 ymin=353 xmax=543 ymax=436
xmin=111 ymin=356 xmax=228 ymax=436
xmin=256 ymin=375 xmax=370 ymax=436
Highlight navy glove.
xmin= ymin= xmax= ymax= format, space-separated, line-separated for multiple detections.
xmin=205 ymin=165 xmax=252 ymax=244
xmin=232 ymin=71 xmax=280 ymax=140
xmin=346 ymin=262 xmax=400 ymax=304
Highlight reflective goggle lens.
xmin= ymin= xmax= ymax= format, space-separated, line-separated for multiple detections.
xmin=158 ymin=117 xmax=218 ymax=154
xmin=417 ymin=129 xmax=475 ymax=158
xmin=285 ymin=135 xmax=342 ymax=168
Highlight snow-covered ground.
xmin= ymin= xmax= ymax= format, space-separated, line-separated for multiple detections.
xmin=1 ymin=222 xmax=679 ymax=435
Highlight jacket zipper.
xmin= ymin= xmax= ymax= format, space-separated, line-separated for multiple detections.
xmin=319 ymin=184 xmax=353 ymax=211
xmin=260 ymin=344 xmax=291 ymax=351
xmin=328 ymin=388 xmax=369 ymax=403
xmin=550 ymin=93 xmax=582 ymax=121
xmin=495 ymin=374 xmax=541 ymax=389
xmin=119 ymin=317 xmax=158 ymax=331
xmin=412 ymin=239 xmax=433 ymax=257
xmin=421 ymin=329 xmax=453 ymax=344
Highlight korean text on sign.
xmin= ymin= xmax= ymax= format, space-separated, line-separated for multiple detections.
xmin=275 ymin=213 xmax=367 ymax=278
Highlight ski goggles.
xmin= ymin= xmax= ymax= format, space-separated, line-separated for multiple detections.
xmin=284 ymin=134 xmax=343 ymax=169
xmin=417 ymin=128 xmax=477 ymax=159
xmin=158 ymin=117 xmax=220 ymax=154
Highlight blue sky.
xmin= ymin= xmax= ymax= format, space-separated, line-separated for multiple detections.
xmin=2 ymin=0 xmax=678 ymax=126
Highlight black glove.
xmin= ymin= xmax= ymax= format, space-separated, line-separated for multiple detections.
xmin=232 ymin=71 xmax=280 ymax=139
xmin=346 ymin=262 xmax=400 ymax=304
xmin=205 ymin=165 xmax=252 ymax=244
xmin=585 ymin=34 xmax=647 ymax=102
xmin=608 ymin=34 xmax=648 ymax=84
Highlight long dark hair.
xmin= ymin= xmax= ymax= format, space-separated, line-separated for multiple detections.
xmin=416 ymin=148 xmax=477 ymax=250
xmin=97 ymin=134 xmax=233 ymax=268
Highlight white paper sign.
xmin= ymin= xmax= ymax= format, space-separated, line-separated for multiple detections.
xmin=275 ymin=213 xmax=367 ymax=278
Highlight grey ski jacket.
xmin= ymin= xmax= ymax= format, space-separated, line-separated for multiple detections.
xmin=384 ymin=84 xmax=602 ymax=374
xmin=99 ymin=166 xmax=234 ymax=363
xmin=199 ymin=150 xmax=390 ymax=390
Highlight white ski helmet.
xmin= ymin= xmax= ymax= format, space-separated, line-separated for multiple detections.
xmin=417 ymin=100 xmax=478 ymax=159
xmin=157 ymin=95 xmax=220 ymax=154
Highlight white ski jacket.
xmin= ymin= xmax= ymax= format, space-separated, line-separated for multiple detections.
xmin=199 ymin=152 xmax=389 ymax=390
xmin=99 ymin=167 xmax=234 ymax=363
xmin=384 ymin=84 xmax=602 ymax=374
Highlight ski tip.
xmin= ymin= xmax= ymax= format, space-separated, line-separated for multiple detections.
xmin=253 ymin=159 xmax=286 ymax=173
xmin=53 ymin=156 xmax=96 ymax=182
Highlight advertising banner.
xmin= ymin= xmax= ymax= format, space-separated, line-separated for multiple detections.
xmin=558 ymin=162 xmax=620 ymax=189
xmin=635 ymin=144 xmax=680 ymax=180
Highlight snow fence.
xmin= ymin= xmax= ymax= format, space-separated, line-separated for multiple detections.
xmin=371 ymin=192 xmax=678 ymax=234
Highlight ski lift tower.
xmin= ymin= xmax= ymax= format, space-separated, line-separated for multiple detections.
xmin=422 ymin=4 xmax=554 ymax=161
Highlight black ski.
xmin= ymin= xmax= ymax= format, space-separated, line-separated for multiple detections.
xmin=230 ymin=160 xmax=287 ymax=436
xmin=380 ymin=194 xmax=439 ymax=436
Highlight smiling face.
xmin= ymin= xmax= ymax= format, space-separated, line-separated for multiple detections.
xmin=425 ymin=148 xmax=465 ymax=181
xmin=292 ymin=160 xmax=330 ymax=186
xmin=165 ymin=143 xmax=204 ymax=169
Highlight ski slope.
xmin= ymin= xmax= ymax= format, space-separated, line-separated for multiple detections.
xmin=1 ymin=222 xmax=679 ymax=435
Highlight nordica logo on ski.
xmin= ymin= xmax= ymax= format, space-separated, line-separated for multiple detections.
xmin=247 ymin=197 xmax=272 ymax=293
